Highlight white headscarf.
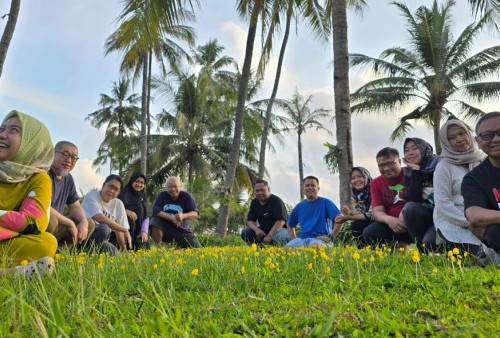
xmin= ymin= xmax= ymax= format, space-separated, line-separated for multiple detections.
xmin=439 ymin=119 xmax=485 ymax=170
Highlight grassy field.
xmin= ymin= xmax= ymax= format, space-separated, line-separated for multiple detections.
xmin=3 ymin=238 xmax=500 ymax=336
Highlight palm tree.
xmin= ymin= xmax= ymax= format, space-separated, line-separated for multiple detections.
xmin=279 ymin=89 xmax=332 ymax=200
xmin=215 ymin=0 xmax=266 ymax=237
xmin=467 ymin=0 xmax=500 ymax=29
xmin=0 ymin=0 xmax=20 ymax=78
xmin=86 ymin=78 xmax=141 ymax=175
xmin=105 ymin=0 xmax=198 ymax=175
xmin=350 ymin=0 xmax=500 ymax=154
xmin=257 ymin=0 xmax=330 ymax=179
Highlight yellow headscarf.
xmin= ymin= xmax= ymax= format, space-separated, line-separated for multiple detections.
xmin=0 ymin=110 xmax=54 ymax=183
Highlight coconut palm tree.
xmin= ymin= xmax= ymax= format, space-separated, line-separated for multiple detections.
xmin=0 ymin=0 xmax=20 ymax=78
xmin=279 ymin=89 xmax=332 ymax=199
xmin=467 ymin=0 xmax=500 ymax=29
xmin=86 ymin=78 xmax=141 ymax=175
xmin=257 ymin=0 xmax=330 ymax=180
xmin=324 ymin=0 xmax=367 ymax=206
xmin=350 ymin=0 xmax=500 ymax=154
xmin=215 ymin=0 xmax=267 ymax=237
xmin=105 ymin=0 xmax=198 ymax=175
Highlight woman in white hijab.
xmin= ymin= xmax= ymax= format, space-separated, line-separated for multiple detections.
xmin=433 ymin=119 xmax=486 ymax=255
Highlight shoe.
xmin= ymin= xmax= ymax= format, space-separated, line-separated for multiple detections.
xmin=15 ymin=256 xmax=55 ymax=280
xmin=475 ymin=244 xmax=500 ymax=267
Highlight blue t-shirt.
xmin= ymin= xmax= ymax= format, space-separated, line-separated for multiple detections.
xmin=287 ymin=197 xmax=341 ymax=238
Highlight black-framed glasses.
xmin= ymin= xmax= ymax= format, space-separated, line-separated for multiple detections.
xmin=377 ymin=159 xmax=397 ymax=168
xmin=478 ymin=129 xmax=500 ymax=141
xmin=105 ymin=182 xmax=120 ymax=192
xmin=56 ymin=151 xmax=79 ymax=162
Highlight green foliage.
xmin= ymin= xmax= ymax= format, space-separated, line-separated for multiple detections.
xmin=323 ymin=141 xmax=342 ymax=175
xmin=350 ymin=0 xmax=500 ymax=153
xmin=5 ymin=245 xmax=500 ymax=336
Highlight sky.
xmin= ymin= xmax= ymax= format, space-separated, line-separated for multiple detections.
xmin=0 ymin=0 xmax=498 ymax=206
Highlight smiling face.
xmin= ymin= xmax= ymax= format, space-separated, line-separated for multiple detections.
xmin=100 ymin=179 xmax=121 ymax=203
xmin=0 ymin=116 xmax=22 ymax=161
xmin=476 ymin=115 xmax=500 ymax=162
xmin=166 ymin=177 xmax=181 ymax=200
xmin=447 ymin=125 xmax=471 ymax=153
xmin=51 ymin=144 xmax=78 ymax=177
xmin=404 ymin=140 xmax=422 ymax=165
xmin=377 ymin=155 xmax=402 ymax=180
xmin=132 ymin=176 xmax=146 ymax=192
xmin=351 ymin=169 xmax=366 ymax=190
xmin=302 ymin=178 xmax=319 ymax=201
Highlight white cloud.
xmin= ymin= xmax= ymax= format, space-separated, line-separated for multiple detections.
xmin=71 ymin=158 xmax=106 ymax=196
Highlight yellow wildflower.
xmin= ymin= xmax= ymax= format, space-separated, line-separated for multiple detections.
xmin=240 ymin=266 xmax=245 ymax=274
xmin=352 ymin=252 xmax=360 ymax=260
xmin=453 ymin=248 xmax=460 ymax=255
xmin=432 ymin=268 xmax=438 ymax=273
xmin=307 ymin=263 xmax=313 ymax=270
xmin=325 ymin=266 xmax=331 ymax=273
xmin=370 ymin=256 xmax=375 ymax=262
xmin=153 ymin=264 xmax=158 ymax=269
xmin=20 ymin=260 xmax=28 ymax=266
xmin=412 ymin=255 xmax=420 ymax=263
xmin=191 ymin=269 xmax=199 ymax=276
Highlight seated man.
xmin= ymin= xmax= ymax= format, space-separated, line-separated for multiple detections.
xmin=47 ymin=141 xmax=94 ymax=246
xmin=362 ymin=147 xmax=412 ymax=246
xmin=150 ymin=177 xmax=201 ymax=248
xmin=241 ymin=179 xmax=290 ymax=246
xmin=81 ymin=175 xmax=132 ymax=254
xmin=462 ymin=112 xmax=500 ymax=263
xmin=285 ymin=176 xmax=343 ymax=248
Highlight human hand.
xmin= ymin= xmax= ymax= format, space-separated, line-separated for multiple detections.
xmin=262 ymin=234 xmax=272 ymax=244
xmin=402 ymin=158 xmax=420 ymax=170
xmin=76 ymin=221 xmax=89 ymax=244
xmin=335 ymin=214 xmax=348 ymax=223
xmin=124 ymin=231 xmax=132 ymax=249
xmin=387 ymin=217 xmax=406 ymax=234
xmin=340 ymin=205 xmax=352 ymax=215
xmin=469 ymin=225 xmax=486 ymax=241
xmin=138 ymin=231 xmax=148 ymax=243
xmin=126 ymin=210 xmax=138 ymax=222
xmin=67 ymin=221 xmax=78 ymax=246
xmin=255 ymin=228 xmax=266 ymax=240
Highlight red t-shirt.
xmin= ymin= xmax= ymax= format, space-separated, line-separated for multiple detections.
xmin=370 ymin=170 xmax=406 ymax=218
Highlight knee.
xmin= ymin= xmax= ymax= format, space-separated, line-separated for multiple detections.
xmin=402 ymin=202 xmax=419 ymax=220
xmin=362 ymin=222 xmax=379 ymax=243
xmin=39 ymin=232 xmax=58 ymax=258
xmin=486 ymin=224 xmax=500 ymax=251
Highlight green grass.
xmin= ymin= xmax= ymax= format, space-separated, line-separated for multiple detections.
xmin=2 ymin=243 xmax=500 ymax=336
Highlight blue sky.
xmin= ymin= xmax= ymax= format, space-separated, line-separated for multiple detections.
xmin=0 ymin=1 xmax=498 ymax=205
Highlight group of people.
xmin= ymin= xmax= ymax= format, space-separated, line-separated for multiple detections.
xmin=2 ymin=109 xmax=500 ymax=279
xmin=241 ymin=112 xmax=500 ymax=265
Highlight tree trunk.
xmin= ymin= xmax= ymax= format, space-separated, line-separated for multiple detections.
xmin=215 ymin=0 xmax=263 ymax=237
xmin=147 ymin=49 xmax=152 ymax=136
xmin=433 ymin=109 xmax=442 ymax=155
xmin=140 ymin=53 xmax=148 ymax=175
xmin=0 ymin=0 xmax=21 ymax=79
xmin=298 ymin=132 xmax=304 ymax=200
xmin=257 ymin=6 xmax=292 ymax=179
xmin=332 ymin=0 xmax=353 ymax=206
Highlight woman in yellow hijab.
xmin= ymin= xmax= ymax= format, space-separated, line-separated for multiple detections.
xmin=0 ymin=110 xmax=57 ymax=278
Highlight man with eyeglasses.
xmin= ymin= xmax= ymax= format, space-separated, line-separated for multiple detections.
xmin=47 ymin=141 xmax=94 ymax=246
xmin=362 ymin=147 xmax=412 ymax=246
xmin=462 ymin=112 xmax=500 ymax=264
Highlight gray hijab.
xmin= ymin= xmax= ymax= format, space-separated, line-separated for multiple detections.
xmin=439 ymin=119 xmax=485 ymax=170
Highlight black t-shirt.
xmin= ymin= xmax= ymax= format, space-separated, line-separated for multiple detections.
xmin=247 ymin=194 xmax=287 ymax=233
xmin=152 ymin=190 xmax=198 ymax=232
xmin=462 ymin=158 xmax=500 ymax=212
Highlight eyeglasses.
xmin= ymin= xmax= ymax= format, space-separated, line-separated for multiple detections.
xmin=105 ymin=183 xmax=120 ymax=192
xmin=377 ymin=159 xmax=397 ymax=168
xmin=477 ymin=129 xmax=500 ymax=141
xmin=56 ymin=151 xmax=79 ymax=163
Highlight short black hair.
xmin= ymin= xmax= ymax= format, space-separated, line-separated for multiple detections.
xmin=103 ymin=174 xmax=123 ymax=189
xmin=376 ymin=147 xmax=399 ymax=159
xmin=302 ymin=175 xmax=319 ymax=185
xmin=54 ymin=141 xmax=78 ymax=152
xmin=475 ymin=111 xmax=500 ymax=134
xmin=255 ymin=179 xmax=269 ymax=187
